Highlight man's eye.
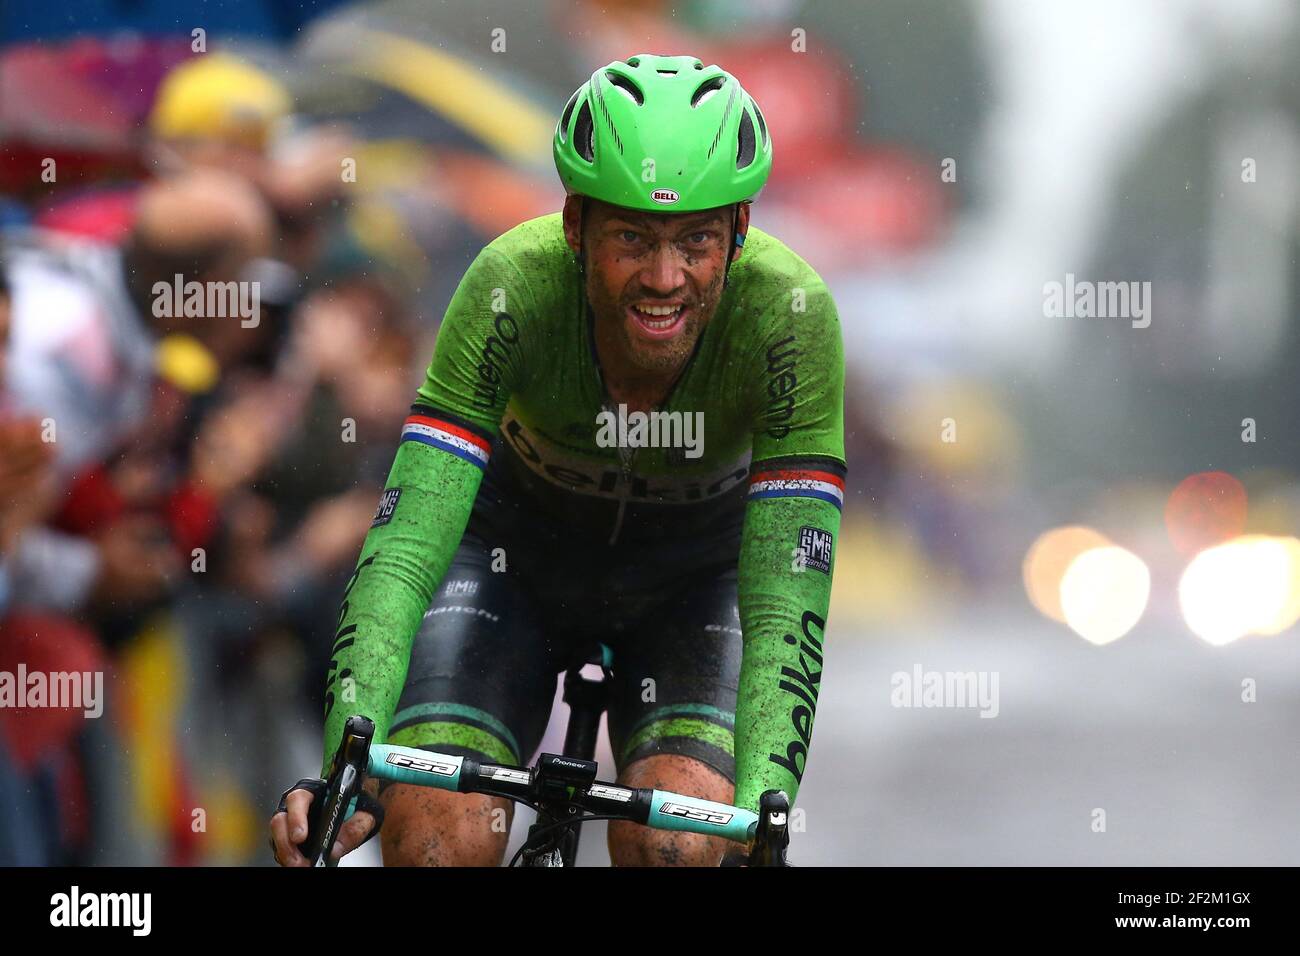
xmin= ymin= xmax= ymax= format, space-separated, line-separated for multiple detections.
xmin=687 ymin=232 xmax=711 ymax=244
xmin=621 ymin=230 xmax=640 ymax=243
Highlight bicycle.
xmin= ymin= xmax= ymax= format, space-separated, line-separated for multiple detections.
xmin=305 ymin=647 xmax=790 ymax=867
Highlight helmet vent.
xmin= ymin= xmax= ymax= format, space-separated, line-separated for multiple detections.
xmin=593 ymin=84 xmax=624 ymax=154
xmin=656 ymin=69 xmax=677 ymax=75
xmin=753 ymin=103 xmax=768 ymax=147
xmin=605 ymin=71 xmax=644 ymax=105
xmin=706 ymin=85 xmax=738 ymax=159
xmin=573 ymin=100 xmax=595 ymax=163
xmin=736 ymin=110 xmax=757 ymax=169
xmin=627 ymin=56 xmax=641 ymax=67
xmin=558 ymin=91 xmax=580 ymax=144
xmin=691 ymin=75 xmax=726 ymax=108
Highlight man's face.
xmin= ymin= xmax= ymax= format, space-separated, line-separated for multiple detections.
xmin=567 ymin=197 xmax=746 ymax=375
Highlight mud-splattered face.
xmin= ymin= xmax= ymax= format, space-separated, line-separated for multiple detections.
xmin=566 ymin=196 xmax=747 ymax=375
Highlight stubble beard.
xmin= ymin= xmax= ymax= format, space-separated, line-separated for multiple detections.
xmin=589 ymin=269 xmax=725 ymax=375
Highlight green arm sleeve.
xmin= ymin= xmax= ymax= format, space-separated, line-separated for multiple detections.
xmin=734 ymin=280 xmax=846 ymax=813
xmin=321 ymin=443 xmax=484 ymax=772
xmin=321 ymin=244 xmax=534 ymax=772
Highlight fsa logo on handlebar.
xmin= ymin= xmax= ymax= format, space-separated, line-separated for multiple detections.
xmin=385 ymin=753 xmax=458 ymax=776
xmin=659 ymin=802 xmax=733 ymax=826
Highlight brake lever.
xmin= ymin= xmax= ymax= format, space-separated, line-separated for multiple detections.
xmin=748 ymin=789 xmax=790 ymax=867
xmin=306 ymin=715 xmax=375 ymax=867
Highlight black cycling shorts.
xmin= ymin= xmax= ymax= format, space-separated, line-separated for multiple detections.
xmin=386 ymin=525 xmax=744 ymax=783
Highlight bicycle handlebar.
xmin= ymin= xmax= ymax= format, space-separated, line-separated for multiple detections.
xmin=371 ymin=743 xmax=762 ymax=845
xmin=306 ymin=715 xmax=789 ymax=866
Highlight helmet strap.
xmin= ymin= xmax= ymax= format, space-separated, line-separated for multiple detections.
xmin=575 ymin=195 xmax=589 ymax=281
xmin=723 ymin=203 xmax=742 ymax=290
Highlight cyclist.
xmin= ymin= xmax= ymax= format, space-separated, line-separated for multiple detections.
xmin=269 ymin=53 xmax=845 ymax=866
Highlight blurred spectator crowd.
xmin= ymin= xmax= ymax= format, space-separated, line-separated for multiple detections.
xmin=0 ymin=49 xmax=422 ymax=864
xmin=0 ymin=1 xmax=960 ymax=866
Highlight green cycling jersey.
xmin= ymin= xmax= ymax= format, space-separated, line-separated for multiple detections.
xmin=323 ymin=212 xmax=845 ymax=812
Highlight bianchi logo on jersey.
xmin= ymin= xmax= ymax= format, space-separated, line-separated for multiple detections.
xmin=658 ymin=801 xmax=733 ymax=826
xmin=385 ymin=752 xmax=459 ymax=776
xmin=502 ymin=413 xmax=750 ymax=504
xmin=797 ymin=526 xmax=833 ymax=574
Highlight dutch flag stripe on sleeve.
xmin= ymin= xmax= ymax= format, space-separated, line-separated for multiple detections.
xmin=747 ymin=466 xmax=845 ymax=511
xmin=401 ymin=412 xmax=492 ymax=470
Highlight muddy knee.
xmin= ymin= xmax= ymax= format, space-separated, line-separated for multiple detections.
xmin=608 ymin=754 xmax=734 ymax=867
xmin=379 ymin=784 xmax=512 ymax=866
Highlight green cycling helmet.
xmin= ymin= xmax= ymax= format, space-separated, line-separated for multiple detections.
xmin=554 ymin=53 xmax=773 ymax=214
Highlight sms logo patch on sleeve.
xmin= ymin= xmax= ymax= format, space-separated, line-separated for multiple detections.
xmin=372 ymin=487 xmax=402 ymax=527
xmin=797 ymin=526 xmax=833 ymax=574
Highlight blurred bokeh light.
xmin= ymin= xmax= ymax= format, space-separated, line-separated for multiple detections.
xmin=1023 ymin=525 xmax=1111 ymax=623
xmin=1180 ymin=535 xmax=1300 ymax=645
xmin=1059 ymin=545 xmax=1150 ymax=645
xmin=1165 ymin=471 xmax=1248 ymax=558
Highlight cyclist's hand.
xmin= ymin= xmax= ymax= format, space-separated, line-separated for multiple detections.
xmin=268 ymin=778 xmax=382 ymax=866
xmin=269 ymin=779 xmax=322 ymax=867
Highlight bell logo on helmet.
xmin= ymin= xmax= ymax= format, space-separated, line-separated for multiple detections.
xmin=650 ymin=188 xmax=679 ymax=205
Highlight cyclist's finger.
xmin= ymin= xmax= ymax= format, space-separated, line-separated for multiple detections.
xmin=329 ymin=810 xmax=376 ymax=861
xmin=268 ymin=811 xmax=307 ymax=867
xmin=284 ymin=787 xmax=316 ymax=846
